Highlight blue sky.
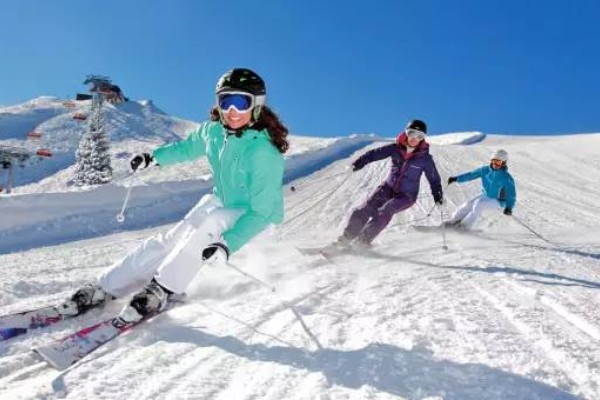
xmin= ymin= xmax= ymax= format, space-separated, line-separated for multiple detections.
xmin=1 ymin=0 xmax=599 ymax=137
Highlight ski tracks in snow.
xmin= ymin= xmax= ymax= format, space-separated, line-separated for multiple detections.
xmin=438 ymin=234 xmax=600 ymax=399
xmin=2 ymin=139 xmax=600 ymax=399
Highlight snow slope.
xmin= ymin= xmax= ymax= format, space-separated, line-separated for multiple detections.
xmin=1 ymin=98 xmax=600 ymax=399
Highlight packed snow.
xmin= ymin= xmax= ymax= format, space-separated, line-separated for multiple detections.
xmin=1 ymin=97 xmax=599 ymax=399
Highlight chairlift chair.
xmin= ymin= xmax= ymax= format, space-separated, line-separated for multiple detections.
xmin=36 ymin=149 xmax=53 ymax=158
xmin=26 ymin=131 xmax=42 ymax=139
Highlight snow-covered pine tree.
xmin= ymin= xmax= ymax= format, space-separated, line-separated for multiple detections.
xmin=73 ymin=100 xmax=112 ymax=186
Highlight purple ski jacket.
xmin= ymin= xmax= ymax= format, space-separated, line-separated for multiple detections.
xmin=353 ymin=132 xmax=443 ymax=202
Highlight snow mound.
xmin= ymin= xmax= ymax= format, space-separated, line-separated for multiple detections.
xmin=429 ymin=131 xmax=486 ymax=145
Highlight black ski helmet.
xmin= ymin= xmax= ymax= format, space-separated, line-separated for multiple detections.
xmin=216 ymin=68 xmax=266 ymax=96
xmin=406 ymin=119 xmax=427 ymax=134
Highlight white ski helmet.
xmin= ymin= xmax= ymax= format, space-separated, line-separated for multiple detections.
xmin=491 ymin=149 xmax=508 ymax=163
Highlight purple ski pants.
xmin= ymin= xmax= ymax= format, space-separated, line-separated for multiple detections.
xmin=343 ymin=183 xmax=415 ymax=243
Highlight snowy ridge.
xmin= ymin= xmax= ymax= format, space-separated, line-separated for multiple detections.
xmin=428 ymin=131 xmax=486 ymax=145
xmin=1 ymin=97 xmax=600 ymax=399
xmin=0 ymin=97 xmax=67 ymax=141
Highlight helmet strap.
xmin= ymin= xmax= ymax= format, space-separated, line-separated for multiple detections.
xmin=252 ymin=105 xmax=263 ymax=123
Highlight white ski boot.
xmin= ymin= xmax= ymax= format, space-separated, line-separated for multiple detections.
xmin=115 ymin=279 xmax=171 ymax=326
xmin=58 ymin=284 xmax=109 ymax=316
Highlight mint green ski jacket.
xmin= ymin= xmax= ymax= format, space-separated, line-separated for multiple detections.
xmin=152 ymin=122 xmax=285 ymax=253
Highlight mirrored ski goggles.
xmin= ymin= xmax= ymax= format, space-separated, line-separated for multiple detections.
xmin=406 ymin=128 xmax=425 ymax=141
xmin=217 ymin=92 xmax=255 ymax=113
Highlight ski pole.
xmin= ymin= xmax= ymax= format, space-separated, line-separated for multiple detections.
xmin=511 ymin=215 xmax=553 ymax=244
xmin=225 ymin=261 xmax=276 ymax=292
xmin=289 ymin=168 xmax=351 ymax=193
xmin=439 ymin=204 xmax=449 ymax=250
xmin=116 ymin=173 xmax=136 ymax=223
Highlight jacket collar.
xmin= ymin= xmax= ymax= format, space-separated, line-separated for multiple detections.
xmin=396 ymin=131 xmax=430 ymax=159
xmin=489 ymin=163 xmax=508 ymax=171
xmin=221 ymin=123 xmax=269 ymax=142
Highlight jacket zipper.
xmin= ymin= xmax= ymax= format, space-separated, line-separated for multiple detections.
xmin=219 ymin=134 xmax=230 ymax=204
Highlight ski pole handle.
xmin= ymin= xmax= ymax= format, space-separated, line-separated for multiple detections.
xmin=116 ymin=173 xmax=136 ymax=223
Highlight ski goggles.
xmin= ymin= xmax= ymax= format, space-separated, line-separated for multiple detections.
xmin=406 ymin=128 xmax=425 ymax=141
xmin=217 ymin=92 xmax=255 ymax=113
xmin=490 ymin=159 xmax=504 ymax=167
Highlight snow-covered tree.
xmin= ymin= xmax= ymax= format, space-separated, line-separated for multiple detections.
xmin=73 ymin=100 xmax=112 ymax=186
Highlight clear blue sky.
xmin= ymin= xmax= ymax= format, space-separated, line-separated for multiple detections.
xmin=1 ymin=0 xmax=599 ymax=136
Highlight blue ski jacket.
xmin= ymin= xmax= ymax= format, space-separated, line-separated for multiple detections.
xmin=456 ymin=165 xmax=516 ymax=209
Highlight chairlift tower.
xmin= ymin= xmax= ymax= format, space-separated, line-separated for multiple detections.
xmin=0 ymin=144 xmax=53 ymax=194
xmin=84 ymin=75 xmax=111 ymax=93
xmin=0 ymin=146 xmax=26 ymax=193
xmin=84 ymin=75 xmax=124 ymax=104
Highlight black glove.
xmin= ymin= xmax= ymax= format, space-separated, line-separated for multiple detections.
xmin=434 ymin=196 xmax=444 ymax=205
xmin=503 ymin=207 xmax=512 ymax=216
xmin=130 ymin=153 xmax=154 ymax=172
xmin=202 ymin=242 xmax=230 ymax=264
xmin=447 ymin=177 xmax=457 ymax=185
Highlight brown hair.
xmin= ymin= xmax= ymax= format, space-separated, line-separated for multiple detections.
xmin=210 ymin=106 xmax=289 ymax=154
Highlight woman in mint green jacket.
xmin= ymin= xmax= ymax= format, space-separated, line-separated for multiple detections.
xmin=59 ymin=68 xmax=289 ymax=324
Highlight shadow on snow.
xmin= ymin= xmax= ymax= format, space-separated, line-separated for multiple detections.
xmin=153 ymin=326 xmax=576 ymax=400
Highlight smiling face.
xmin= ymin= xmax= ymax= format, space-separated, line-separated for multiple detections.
xmin=491 ymin=159 xmax=504 ymax=169
xmin=221 ymin=108 xmax=252 ymax=130
xmin=405 ymin=128 xmax=425 ymax=148
xmin=407 ymin=136 xmax=422 ymax=148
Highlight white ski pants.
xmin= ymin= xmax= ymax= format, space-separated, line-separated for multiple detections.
xmin=98 ymin=194 xmax=243 ymax=297
xmin=448 ymin=195 xmax=503 ymax=229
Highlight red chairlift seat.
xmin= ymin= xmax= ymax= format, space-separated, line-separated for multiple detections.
xmin=36 ymin=149 xmax=53 ymax=157
xmin=27 ymin=131 xmax=42 ymax=139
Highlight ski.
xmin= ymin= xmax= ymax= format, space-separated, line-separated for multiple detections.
xmin=297 ymin=243 xmax=375 ymax=261
xmin=33 ymin=304 xmax=176 ymax=371
xmin=412 ymin=224 xmax=484 ymax=236
xmin=297 ymin=244 xmax=348 ymax=259
xmin=0 ymin=305 xmax=65 ymax=342
xmin=298 ymin=244 xmax=415 ymax=264
xmin=412 ymin=224 xmax=444 ymax=232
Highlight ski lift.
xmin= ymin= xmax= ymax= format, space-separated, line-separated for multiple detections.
xmin=73 ymin=113 xmax=87 ymax=121
xmin=36 ymin=149 xmax=53 ymax=158
xmin=26 ymin=131 xmax=42 ymax=140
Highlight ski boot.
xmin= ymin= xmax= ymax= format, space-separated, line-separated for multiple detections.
xmin=114 ymin=278 xmax=172 ymax=326
xmin=443 ymin=220 xmax=465 ymax=231
xmin=58 ymin=284 xmax=111 ymax=316
xmin=353 ymin=237 xmax=373 ymax=251
xmin=332 ymin=235 xmax=353 ymax=248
